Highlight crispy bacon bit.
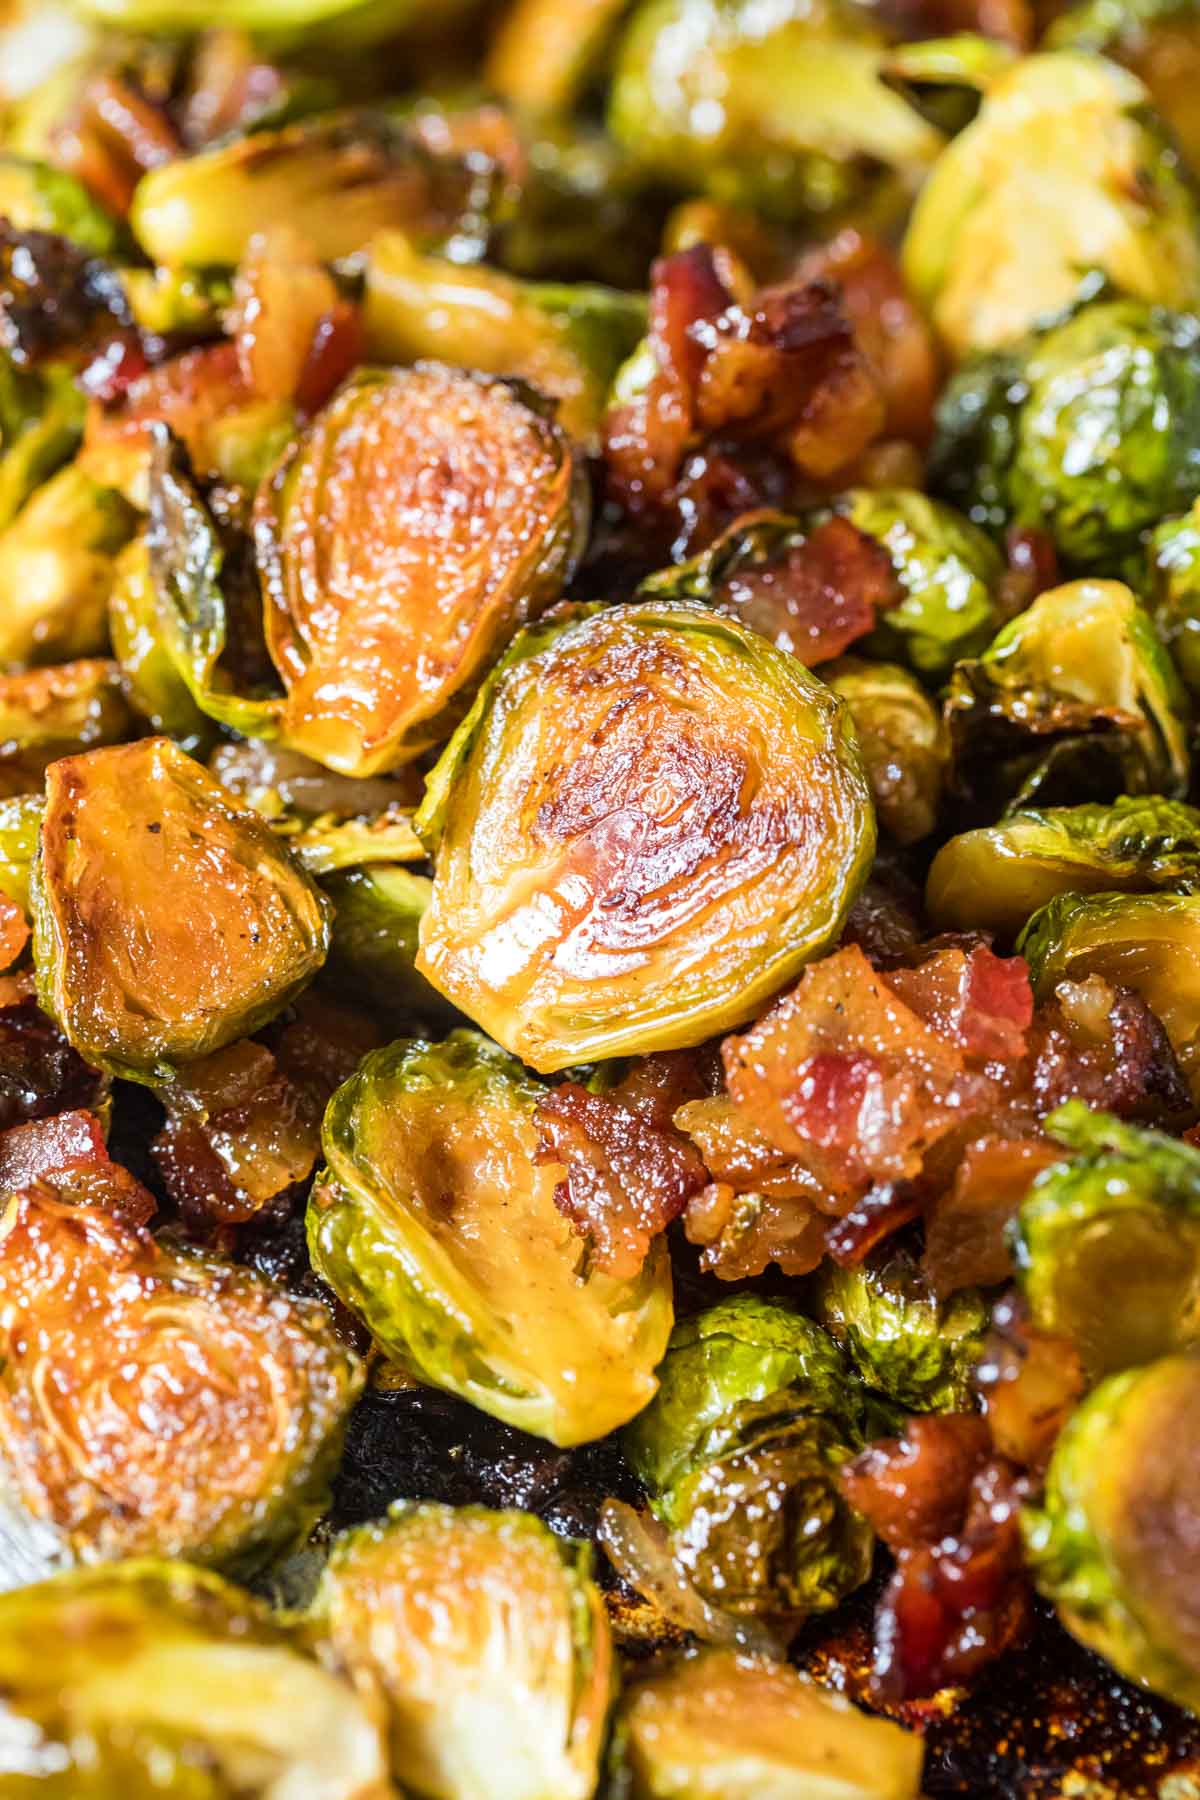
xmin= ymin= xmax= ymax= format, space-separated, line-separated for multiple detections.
xmin=51 ymin=69 xmax=180 ymax=217
xmin=824 ymin=1183 xmax=924 ymax=1266
xmin=0 ymin=1108 xmax=155 ymax=1224
xmin=0 ymin=895 xmax=28 ymax=973
xmin=230 ymin=227 xmax=365 ymax=414
xmin=888 ymin=944 xmax=1033 ymax=1065
xmin=269 ymin=990 xmax=386 ymax=1102
xmin=1027 ymin=977 xmax=1193 ymax=1124
xmin=0 ymin=998 xmax=104 ymax=1132
xmin=975 ymin=1294 xmax=1087 ymax=1472
xmin=0 ymin=224 xmax=139 ymax=375
xmin=535 ymin=1072 xmax=710 ymax=1279
xmin=716 ymin=515 xmax=900 ymax=666
xmin=83 ymin=342 xmax=257 ymax=499
xmin=842 ymin=1418 xmax=1033 ymax=1699
xmin=922 ymin=1135 xmax=1064 ymax=1295
xmin=683 ymin=1180 xmax=828 ymax=1279
xmin=151 ymin=1039 xmax=322 ymax=1232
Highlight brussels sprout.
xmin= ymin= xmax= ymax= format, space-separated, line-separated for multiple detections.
xmin=1150 ymin=498 xmax=1200 ymax=695
xmin=936 ymin=299 xmax=1200 ymax=569
xmin=608 ymin=0 xmax=942 ymax=223
xmin=0 ymin=153 xmax=118 ymax=254
xmin=824 ymin=660 xmax=947 ymax=845
xmin=415 ymin=601 xmax=874 ymax=1072
xmin=812 ymin=1248 xmax=988 ymax=1413
xmin=1047 ymin=0 xmax=1200 ymax=169
xmin=0 ymin=463 xmax=135 ymax=668
xmin=623 ymin=1297 xmax=872 ymax=1623
xmin=944 ymin=579 xmax=1190 ymax=809
xmin=928 ymin=796 xmax=1200 ymax=936
xmin=309 ymin=1029 xmax=672 ymax=1445
xmin=1012 ymin=1101 xmax=1200 ymax=1374
xmin=1023 ymin=1351 xmax=1200 ymax=1713
xmin=208 ymin=741 xmax=425 ymax=873
xmin=107 ymin=534 xmax=211 ymax=748
xmin=0 ymin=659 xmax=132 ymax=792
xmin=0 ymin=792 xmax=42 ymax=914
xmin=0 ymin=360 xmax=85 ymax=534
xmin=1018 ymin=891 xmax=1200 ymax=1092
xmin=364 ymin=231 xmax=646 ymax=448
xmin=319 ymin=1503 xmax=612 ymax=1799
xmin=32 ymin=737 xmax=331 ymax=1081
xmin=902 ymin=52 xmax=1200 ymax=358
xmin=255 ymin=364 xmax=587 ymax=778
xmin=834 ymin=488 xmax=1004 ymax=679
xmin=613 ymin=1648 xmax=924 ymax=1800
xmin=0 ymin=1185 xmax=363 ymax=1577
xmin=130 ymin=113 xmax=494 ymax=270
xmin=324 ymin=866 xmax=454 ymax=1025
xmin=486 ymin=0 xmax=631 ymax=114
xmin=74 ymin=0 xmax=470 ymax=41
xmin=0 ymin=1560 xmax=390 ymax=1796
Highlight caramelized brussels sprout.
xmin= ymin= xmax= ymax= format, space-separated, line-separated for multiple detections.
xmin=0 ymin=1560 xmax=390 ymax=1796
xmin=107 ymin=534 xmax=211 ymax=747
xmin=324 ymin=866 xmax=452 ymax=1025
xmin=365 ymin=232 xmax=646 ymax=448
xmin=609 ymin=0 xmax=942 ymax=222
xmin=0 ymin=792 xmax=42 ymax=914
xmin=928 ymin=796 xmax=1200 ymax=936
xmin=309 ymin=1029 xmax=672 ymax=1445
xmin=319 ymin=1503 xmax=612 ymax=1799
xmin=902 ymin=53 xmax=1200 ymax=357
xmin=825 ymin=659 xmax=947 ymax=845
xmin=0 ymin=464 xmax=134 ymax=668
xmin=0 ymin=360 xmax=85 ymax=533
xmin=623 ymin=1297 xmax=872 ymax=1624
xmin=1023 ymin=1351 xmax=1200 ymax=1713
xmin=415 ymin=602 xmax=874 ymax=1072
xmin=835 ymin=489 xmax=1004 ymax=679
xmin=0 ymin=1185 xmax=362 ymax=1576
xmin=75 ymin=0 xmax=469 ymax=40
xmin=613 ymin=1648 xmax=924 ymax=1800
xmin=932 ymin=299 xmax=1200 ymax=568
xmin=1018 ymin=891 xmax=1200 ymax=1092
xmin=1013 ymin=1101 xmax=1200 ymax=1374
xmin=813 ymin=1248 xmax=988 ymax=1413
xmin=131 ymin=113 xmax=495 ymax=269
xmin=944 ymin=580 xmax=1190 ymax=809
xmin=1150 ymin=497 xmax=1200 ymax=695
xmin=0 ymin=659 xmax=132 ymax=792
xmin=487 ymin=0 xmax=631 ymax=114
xmin=1047 ymin=0 xmax=1200 ymax=169
xmin=255 ymin=364 xmax=587 ymax=777
xmin=0 ymin=153 xmax=117 ymax=254
xmin=32 ymin=737 xmax=331 ymax=1080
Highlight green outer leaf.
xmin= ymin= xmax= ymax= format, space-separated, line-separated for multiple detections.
xmin=812 ymin=1250 xmax=988 ymax=1412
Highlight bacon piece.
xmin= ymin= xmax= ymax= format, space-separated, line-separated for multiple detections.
xmin=230 ymin=226 xmax=365 ymax=414
xmin=975 ymin=1293 xmax=1087 ymax=1472
xmin=0 ymin=1108 xmax=155 ymax=1224
xmin=998 ymin=525 xmax=1059 ymax=618
xmin=841 ymin=1415 xmax=991 ymax=1551
xmin=715 ymin=515 xmax=899 ymax=666
xmin=922 ymin=1134 xmax=1064 ymax=1295
xmin=1027 ymin=977 xmax=1192 ymax=1124
xmin=83 ymin=341 xmax=258 ymax=500
xmin=0 ymin=998 xmax=104 ymax=1132
xmin=888 ymin=944 xmax=1033 ymax=1065
xmin=682 ymin=1180 xmax=827 ymax=1279
xmin=0 ymin=224 xmax=138 ymax=374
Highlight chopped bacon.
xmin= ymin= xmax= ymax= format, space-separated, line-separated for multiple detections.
xmin=0 ymin=1108 xmax=155 ymax=1225
xmin=975 ymin=1294 xmax=1087 ymax=1473
xmin=888 ymin=944 xmax=1033 ymax=1066
xmin=180 ymin=29 xmax=291 ymax=148
xmin=230 ymin=226 xmax=365 ymax=414
xmin=83 ymin=342 xmax=258 ymax=500
xmin=268 ymin=990 xmax=386 ymax=1102
xmin=51 ymin=70 xmax=180 ymax=217
xmin=0 ymin=998 xmax=104 ymax=1132
xmin=1026 ymin=977 xmax=1192 ymax=1124
xmin=715 ymin=514 xmax=899 ymax=666
xmin=683 ymin=1180 xmax=827 ymax=1279
xmin=922 ymin=1134 xmax=1064 ymax=1295
xmin=824 ymin=1182 xmax=924 ymax=1266
xmin=842 ymin=1415 xmax=992 ymax=1551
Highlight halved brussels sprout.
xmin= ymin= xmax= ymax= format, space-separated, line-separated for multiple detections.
xmin=0 ymin=659 xmax=132 ymax=794
xmin=0 ymin=1560 xmax=390 ymax=1796
xmin=0 ymin=360 xmax=85 ymax=534
xmin=74 ymin=0 xmax=470 ymax=41
xmin=309 ymin=1029 xmax=673 ymax=1445
xmin=623 ymin=1297 xmax=872 ymax=1624
xmin=0 ymin=792 xmax=42 ymax=914
xmin=365 ymin=232 xmax=646 ymax=449
xmin=1023 ymin=1351 xmax=1200 ymax=1714
xmin=0 ymin=152 xmax=118 ymax=254
xmin=1018 ymin=891 xmax=1200 ymax=1091
xmin=813 ymin=1247 xmax=988 ymax=1413
xmin=1150 ymin=498 xmax=1200 ymax=695
xmin=825 ymin=659 xmax=947 ymax=845
xmin=107 ymin=534 xmax=211 ymax=748
xmin=902 ymin=52 xmax=1200 ymax=357
xmin=613 ymin=1648 xmax=924 ymax=1800
xmin=415 ymin=601 xmax=875 ymax=1072
xmin=0 ymin=463 xmax=134 ymax=668
xmin=944 ymin=579 xmax=1190 ymax=809
xmin=254 ymin=364 xmax=587 ymax=778
xmin=1013 ymin=1101 xmax=1200 ymax=1374
xmin=0 ymin=1184 xmax=363 ymax=1576
xmin=324 ymin=866 xmax=454 ymax=1025
xmin=32 ymin=737 xmax=331 ymax=1080
xmin=319 ymin=1503 xmax=612 ymax=1799
xmin=936 ymin=299 xmax=1200 ymax=569
xmin=609 ymin=0 xmax=942 ymax=222
xmin=928 ymin=796 xmax=1200 ymax=937
xmin=834 ymin=489 xmax=1004 ymax=679
xmin=131 ymin=112 xmax=494 ymax=269
xmin=1047 ymin=0 xmax=1200 ymax=169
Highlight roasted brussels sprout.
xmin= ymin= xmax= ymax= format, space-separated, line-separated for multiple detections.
xmin=834 ymin=489 xmax=1004 ymax=679
xmin=254 ymin=364 xmax=586 ymax=778
xmin=0 ymin=791 xmax=42 ymax=914
xmin=107 ymin=534 xmax=211 ymax=747
xmin=1047 ymin=0 xmax=1200 ymax=169
xmin=932 ymin=299 xmax=1200 ymax=569
xmin=944 ymin=580 xmax=1190 ymax=808
xmin=0 ymin=1560 xmax=390 ymax=1796
xmin=928 ymin=796 xmax=1200 ymax=937
xmin=32 ymin=737 xmax=331 ymax=1080
xmin=309 ymin=1029 xmax=673 ymax=1445
xmin=0 ymin=1184 xmax=362 ymax=1577
xmin=1023 ymin=1351 xmax=1200 ymax=1713
xmin=825 ymin=659 xmax=947 ymax=845
xmin=486 ymin=0 xmax=631 ymax=114
xmin=623 ymin=1296 xmax=872 ymax=1624
xmin=0 ymin=360 xmax=85 ymax=534
xmin=902 ymin=53 xmax=1200 ymax=358
xmin=1019 ymin=891 xmax=1200 ymax=1092
xmin=415 ymin=601 xmax=874 ymax=1072
xmin=74 ymin=0 xmax=470 ymax=41
xmin=1150 ymin=497 xmax=1200 ymax=695
xmin=0 ymin=153 xmax=118 ymax=254
xmin=0 ymin=659 xmax=132 ymax=792
xmin=608 ymin=0 xmax=942 ymax=222
xmin=130 ymin=112 xmax=494 ymax=269
xmin=365 ymin=232 xmax=645 ymax=449
xmin=324 ymin=866 xmax=454 ymax=1025
xmin=613 ymin=1648 xmax=924 ymax=1800
xmin=813 ymin=1248 xmax=989 ymax=1413
xmin=1013 ymin=1101 xmax=1200 ymax=1374
xmin=319 ymin=1503 xmax=612 ymax=1799
xmin=0 ymin=463 xmax=134 ymax=668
